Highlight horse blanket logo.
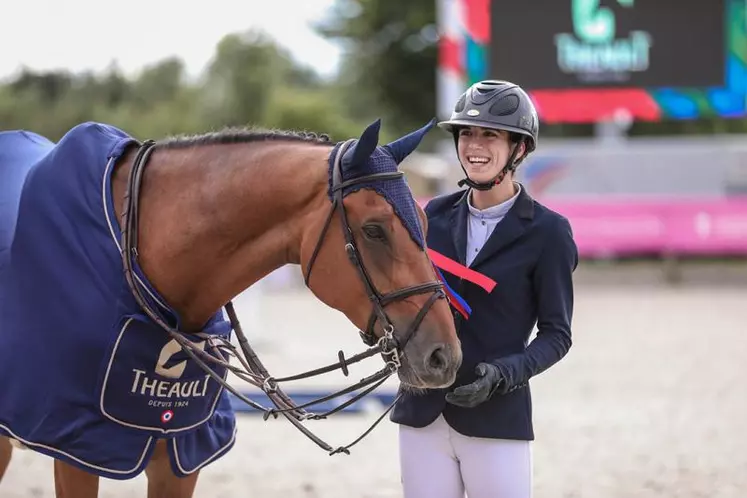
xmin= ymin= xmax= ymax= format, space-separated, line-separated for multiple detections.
xmin=0 ymin=123 xmax=236 ymax=479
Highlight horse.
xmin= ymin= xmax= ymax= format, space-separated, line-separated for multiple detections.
xmin=0 ymin=117 xmax=463 ymax=497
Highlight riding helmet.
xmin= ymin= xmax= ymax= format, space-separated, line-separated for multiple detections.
xmin=438 ymin=80 xmax=539 ymax=154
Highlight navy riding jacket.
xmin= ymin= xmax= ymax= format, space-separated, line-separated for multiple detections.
xmin=390 ymin=185 xmax=578 ymax=440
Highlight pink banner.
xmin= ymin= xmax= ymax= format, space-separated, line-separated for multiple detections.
xmin=418 ymin=196 xmax=747 ymax=258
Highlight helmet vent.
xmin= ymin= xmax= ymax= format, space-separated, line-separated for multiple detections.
xmin=478 ymin=80 xmax=503 ymax=88
xmin=454 ymin=94 xmax=466 ymax=113
xmin=489 ymin=94 xmax=520 ymax=116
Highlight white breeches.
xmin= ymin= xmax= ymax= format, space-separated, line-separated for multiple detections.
xmin=398 ymin=414 xmax=532 ymax=498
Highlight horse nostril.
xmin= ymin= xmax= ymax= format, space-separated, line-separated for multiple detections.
xmin=427 ymin=345 xmax=448 ymax=372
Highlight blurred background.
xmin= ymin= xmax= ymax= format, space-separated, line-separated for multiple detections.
xmin=2 ymin=0 xmax=746 ymax=497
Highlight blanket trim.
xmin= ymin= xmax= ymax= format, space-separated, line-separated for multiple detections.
xmin=170 ymin=425 xmax=238 ymax=476
xmin=101 ymin=155 xmax=170 ymax=312
xmin=0 ymin=423 xmax=154 ymax=479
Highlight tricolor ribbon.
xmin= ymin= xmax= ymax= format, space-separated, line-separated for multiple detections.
xmin=428 ymin=248 xmax=497 ymax=319
xmin=434 ymin=266 xmax=472 ymax=319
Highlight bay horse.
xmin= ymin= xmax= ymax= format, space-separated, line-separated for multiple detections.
xmin=0 ymin=118 xmax=462 ymax=497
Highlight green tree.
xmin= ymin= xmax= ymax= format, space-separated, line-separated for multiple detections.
xmin=315 ymin=0 xmax=439 ymax=137
xmin=0 ymin=26 xmax=377 ymax=142
xmin=200 ymin=30 xmax=288 ymax=128
xmin=132 ymin=57 xmax=186 ymax=107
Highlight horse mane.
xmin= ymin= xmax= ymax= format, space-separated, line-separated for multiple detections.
xmin=155 ymin=127 xmax=334 ymax=149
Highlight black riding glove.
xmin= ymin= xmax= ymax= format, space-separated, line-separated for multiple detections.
xmin=445 ymin=362 xmax=505 ymax=408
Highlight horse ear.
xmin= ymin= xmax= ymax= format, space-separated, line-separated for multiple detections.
xmin=383 ymin=118 xmax=436 ymax=165
xmin=342 ymin=119 xmax=381 ymax=173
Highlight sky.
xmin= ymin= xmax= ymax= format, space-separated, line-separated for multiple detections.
xmin=0 ymin=0 xmax=344 ymax=80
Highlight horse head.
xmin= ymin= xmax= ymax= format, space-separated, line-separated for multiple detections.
xmin=302 ymin=118 xmax=462 ymax=389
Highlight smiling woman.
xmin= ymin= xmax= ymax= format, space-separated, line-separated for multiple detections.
xmin=455 ymin=126 xmax=528 ymax=209
xmin=390 ymin=79 xmax=579 ymax=498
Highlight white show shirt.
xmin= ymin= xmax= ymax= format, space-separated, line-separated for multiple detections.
xmin=465 ymin=184 xmax=521 ymax=267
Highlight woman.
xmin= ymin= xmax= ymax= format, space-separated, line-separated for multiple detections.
xmin=390 ymin=80 xmax=578 ymax=498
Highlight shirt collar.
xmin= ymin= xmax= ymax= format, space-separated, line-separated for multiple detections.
xmin=467 ymin=183 xmax=522 ymax=220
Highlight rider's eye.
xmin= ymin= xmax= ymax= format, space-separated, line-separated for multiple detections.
xmin=362 ymin=224 xmax=387 ymax=243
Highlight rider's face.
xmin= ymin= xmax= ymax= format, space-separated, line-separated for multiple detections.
xmin=456 ymin=126 xmax=524 ymax=184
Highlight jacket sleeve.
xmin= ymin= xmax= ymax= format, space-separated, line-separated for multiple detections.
xmin=490 ymin=216 xmax=578 ymax=392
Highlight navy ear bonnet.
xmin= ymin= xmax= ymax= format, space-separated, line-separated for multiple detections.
xmin=327 ymin=119 xmax=435 ymax=250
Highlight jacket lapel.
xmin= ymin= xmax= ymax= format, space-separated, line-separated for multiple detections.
xmin=469 ymin=185 xmax=535 ymax=269
xmin=448 ymin=190 xmax=470 ymax=265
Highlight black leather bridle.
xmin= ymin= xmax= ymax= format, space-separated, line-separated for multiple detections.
xmin=304 ymin=138 xmax=446 ymax=354
xmin=119 ymin=138 xmax=447 ymax=455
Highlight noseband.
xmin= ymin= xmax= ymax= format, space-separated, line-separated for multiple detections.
xmin=304 ymin=139 xmax=446 ymax=361
xmin=120 ymin=138 xmax=446 ymax=457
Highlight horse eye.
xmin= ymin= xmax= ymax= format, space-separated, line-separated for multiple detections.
xmin=362 ymin=224 xmax=387 ymax=242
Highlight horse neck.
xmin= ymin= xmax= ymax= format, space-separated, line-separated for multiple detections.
xmin=112 ymin=140 xmax=332 ymax=331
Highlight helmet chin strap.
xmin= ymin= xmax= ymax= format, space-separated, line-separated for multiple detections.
xmin=456 ymin=139 xmax=524 ymax=191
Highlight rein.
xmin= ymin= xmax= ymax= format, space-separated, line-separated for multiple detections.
xmin=119 ymin=138 xmax=445 ymax=455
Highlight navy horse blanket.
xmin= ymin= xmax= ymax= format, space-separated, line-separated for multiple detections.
xmin=0 ymin=122 xmax=236 ymax=479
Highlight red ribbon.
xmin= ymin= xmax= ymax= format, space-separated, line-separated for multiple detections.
xmin=427 ymin=248 xmax=496 ymax=293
